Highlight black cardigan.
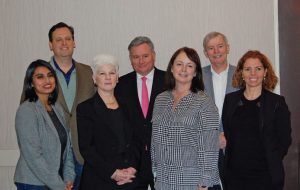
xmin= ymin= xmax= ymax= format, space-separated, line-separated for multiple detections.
xmin=77 ymin=93 xmax=141 ymax=189
xmin=222 ymin=88 xmax=292 ymax=189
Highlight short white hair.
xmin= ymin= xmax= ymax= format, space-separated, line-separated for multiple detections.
xmin=91 ymin=54 xmax=119 ymax=75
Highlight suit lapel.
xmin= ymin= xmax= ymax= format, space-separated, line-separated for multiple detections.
xmin=52 ymin=104 xmax=67 ymax=130
xmin=150 ymin=69 xmax=160 ymax=104
xmin=131 ymin=73 xmax=145 ymax=119
xmin=57 ymin=83 xmax=70 ymax=114
xmin=225 ymin=65 xmax=236 ymax=94
xmin=148 ymin=69 xmax=162 ymax=119
xmin=70 ymin=62 xmax=81 ymax=114
xmin=35 ymin=100 xmax=60 ymax=136
xmin=204 ymin=66 xmax=215 ymax=101
xmin=92 ymin=93 xmax=111 ymax=128
xmin=117 ymin=97 xmax=132 ymax=143
xmin=227 ymin=90 xmax=243 ymax=130
xmin=130 ymin=69 xmax=164 ymax=120
xmin=258 ymin=89 xmax=266 ymax=137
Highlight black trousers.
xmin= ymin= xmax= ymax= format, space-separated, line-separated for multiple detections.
xmin=225 ymin=177 xmax=274 ymax=190
xmin=224 ymin=167 xmax=275 ymax=190
xmin=209 ymin=185 xmax=222 ymax=190
xmin=135 ymin=180 xmax=155 ymax=190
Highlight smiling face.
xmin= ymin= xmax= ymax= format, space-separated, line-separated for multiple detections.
xmin=129 ymin=43 xmax=156 ymax=76
xmin=93 ymin=64 xmax=118 ymax=93
xmin=49 ymin=27 xmax=75 ymax=59
xmin=204 ymin=35 xmax=229 ymax=67
xmin=32 ymin=66 xmax=56 ymax=99
xmin=242 ymin=58 xmax=267 ymax=90
xmin=171 ymin=51 xmax=196 ymax=87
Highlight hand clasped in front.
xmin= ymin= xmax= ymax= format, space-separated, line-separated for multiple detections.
xmin=111 ymin=167 xmax=137 ymax=185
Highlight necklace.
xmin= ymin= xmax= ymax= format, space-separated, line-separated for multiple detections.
xmin=103 ymin=97 xmax=117 ymax=105
xmin=104 ymin=100 xmax=116 ymax=104
xmin=104 ymin=98 xmax=118 ymax=109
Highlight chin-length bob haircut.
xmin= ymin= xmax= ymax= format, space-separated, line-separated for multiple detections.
xmin=165 ymin=47 xmax=204 ymax=93
xmin=24 ymin=59 xmax=59 ymax=104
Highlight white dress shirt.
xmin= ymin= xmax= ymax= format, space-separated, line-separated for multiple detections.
xmin=211 ymin=65 xmax=229 ymax=117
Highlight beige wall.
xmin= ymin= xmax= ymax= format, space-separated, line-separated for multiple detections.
xmin=0 ymin=0 xmax=277 ymax=189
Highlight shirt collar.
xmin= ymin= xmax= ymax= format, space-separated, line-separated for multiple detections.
xmin=52 ymin=57 xmax=76 ymax=85
xmin=136 ymin=68 xmax=155 ymax=80
xmin=211 ymin=64 xmax=229 ymax=77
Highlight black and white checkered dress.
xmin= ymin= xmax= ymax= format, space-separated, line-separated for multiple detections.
xmin=151 ymin=91 xmax=220 ymax=190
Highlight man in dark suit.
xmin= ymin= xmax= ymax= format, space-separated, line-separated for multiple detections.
xmin=115 ymin=36 xmax=165 ymax=190
xmin=21 ymin=22 xmax=95 ymax=190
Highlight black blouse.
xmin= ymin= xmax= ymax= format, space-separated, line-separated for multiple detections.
xmin=107 ymin=107 xmax=126 ymax=153
xmin=228 ymin=95 xmax=269 ymax=179
xmin=48 ymin=110 xmax=67 ymax=179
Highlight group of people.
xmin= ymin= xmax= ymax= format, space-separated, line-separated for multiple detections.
xmin=14 ymin=22 xmax=291 ymax=190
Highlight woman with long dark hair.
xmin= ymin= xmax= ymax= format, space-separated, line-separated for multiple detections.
xmin=14 ymin=60 xmax=75 ymax=190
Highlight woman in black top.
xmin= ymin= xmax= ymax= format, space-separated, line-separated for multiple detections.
xmin=222 ymin=50 xmax=292 ymax=190
xmin=76 ymin=54 xmax=141 ymax=190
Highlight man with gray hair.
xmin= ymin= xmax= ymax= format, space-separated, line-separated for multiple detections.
xmin=202 ymin=31 xmax=238 ymax=190
xmin=115 ymin=36 xmax=165 ymax=190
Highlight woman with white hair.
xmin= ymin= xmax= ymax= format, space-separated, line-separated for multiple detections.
xmin=76 ymin=54 xmax=141 ymax=189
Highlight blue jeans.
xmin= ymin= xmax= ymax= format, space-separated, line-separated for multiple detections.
xmin=72 ymin=155 xmax=83 ymax=190
xmin=15 ymin=182 xmax=49 ymax=190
